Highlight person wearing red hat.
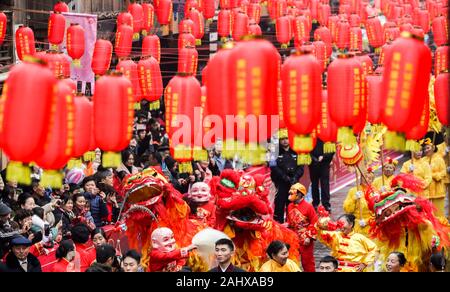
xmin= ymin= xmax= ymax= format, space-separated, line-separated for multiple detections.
xmin=287 ymin=183 xmax=318 ymax=272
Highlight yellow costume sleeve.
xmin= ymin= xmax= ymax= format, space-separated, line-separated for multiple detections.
xmin=258 ymin=261 xmax=272 ymax=272
xmin=420 ymin=160 xmax=433 ymax=189
xmin=358 ymin=234 xmax=379 ymax=266
xmin=343 ymin=187 xmax=357 ymax=214
xmin=286 ymin=259 xmax=301 ymax=272
xmin=430 ymin=155 xmax=447 ymax=182
xmin=400 ymin=160 xmax=410 ymax=174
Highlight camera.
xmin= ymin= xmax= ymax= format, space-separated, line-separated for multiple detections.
xmin=44 ymin=224 xmax=50 ymax=237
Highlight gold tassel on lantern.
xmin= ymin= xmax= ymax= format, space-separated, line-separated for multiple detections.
xmin=384 ymin=131 xmax=406 ymax=151
xmin=193 ymin=147 xmax=208 ymax=161
xmin=67 ymin=158 xmax=83 ymax=170
xmin=324 ymin=142 xmax=336 ymax=153
xmin=337 ymin=127 xmax=357 ymax=144
xmin=83 ymin=151 xmax=96 ymax=162
xmin=405 ymin=140 xmax=421 ymax=152
xmin=102 ymin=152 xmax=121 ymax=168
xmin=134 ymin=102 xmax=141 ymax=110
xmin=41 ymin=170 xmax=63 ymax=189
xmin=178 ymin=162 xmax=193 ymax=173
xmin=149 ymin=100 xmax=161 ymax=111
xmin=6 ymin=161 xmax=31 ymax=185
xmin=297 ymin=154 xmax=312 ymax=165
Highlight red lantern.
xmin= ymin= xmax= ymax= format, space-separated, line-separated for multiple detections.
xmin=400 ymin=22 xmax=413 ymax=33
xmin=434 ymin=72 xmax=449 ymax=126
xmin=314 ymin=25 xmax=332 ymax=57
xmin=94 ymin=73 xmax=134 ymax=167
xmin=293 ymin=15 xmax=310 ymax=47
xmin=73 ymin=95 xmax=93 ymax=158
xmin=327 ymin=54 xmax=364 ymax=143
xmin=44 ymin=51 xmax=64 ymax=78
xmin=336 ymin=19 xmax=350 ymax=50
xmin=366 ymin=74 xmax=383 ymax=124
xmin=328 ymin=15 xmax=339 ymax=43
xmin=366 ymin=16 xmax=384 ymax=48
xmin=0 ymin=12 xmax=6 ymax=46
xmin=349 ymin=26 xmax=362 ymax=51
xmin=248 ymin=21 xmax=262 ymax=36
xmin=165 ymin=73 xmax=202 ymax=168
xmin=218 ymin=9 xmax=232 ymax=40
xmin=138 ymin=56 xmax=163 ymax=109
xmin=181 ymin=30 xmax=197 ymax=49
xmin=15 ymin=26 xmax=36 ymax=61
xmin=380 ymin=33 xmax=431 ymax=148
xmin=300 ymin=8 xmax=312 ymax=32
xmin=313 ymin=40 xmax=327 ymax=72
xmin=54 ymin=1 xmax=69 ymax=13
xmin=179 ymin=18 xmax=195 ymax=34
xmin=310 ymin=0 xmax=320 ymax=21
xmin=115 ymin=25 xmax=133 ymax=59
xmin=178 ymin=46 xmax=198 ymax=75
xmin=276 ymin=15 xmax=292 ymax=48
xmin=435 ymin=45 xmax=449 ymax=76
xmin=410 ymin=25 xmax=424 ymax=38
xmin=34 ymin=80 xmax=75 ymax=171
xmin=318 ymin=3 xmax=331 ymax=26
xmin=220 ymin=0 xmax=237 ymax=9
xmin=339 ymin=4 xmax=351 ymax=16
xmin=317 ymin=88 xmax=338 ymax=152
xmin=247 ymin=3 xmax=261 ymax=23
xmin=281 ymin=50 xmax=322 ymax=162
xmin=156 ymin=0 xmax=173 ymax=26
xmin=92 ymin=39 xmax=112 ymax=77
xmin=185 ymin=0 xmax=199 ymax=15
xmin=48 ymin=13 xmax=66 ymax=49
xmin=117 ymin=59 xmax=141 ymax=103
xmin=117 ymin=12 xmax=134 ymax=27
xmin=188 ymin=8 xmax=205 ymax=44
xmin=383 ymin=22 xmax=400 ymax=42
xmin=203 ymin=0 xmax=216 ymax=19
xmin=142 ymin=34 xmax=161 ymax=63
xmin=232 ymin=11 xmax=249 ymax=41
xmin=432 ymin=15 xmax=449 ymax=47
xmin=61 ymin=77 xmax=76 ymax=94
xmin=0 ymin=62 xmax=56 ymax=183
xmin=378 ymin=41 xmax=392 ymax=66
xmin=142 ymin=3 xmax=155 ymax=36
xmin=67 ymin=23 xmax=85 ymax=67
xmin=128 ymin=2 xmax=144 ymax=40
xmin=61 ymin=54 xmax=71 ymax=79
xmin=405 ymin=98 xmax=429 ymax=141
xmin=274 ymin=0 xmax=288 ymax=19
xmin=349 ymin=13 xmax=361 ymax=27
xmin=355 ymin=53 xmax=373 ymax=76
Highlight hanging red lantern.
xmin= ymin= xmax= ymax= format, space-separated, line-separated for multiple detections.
xmin=432 ymin=15 xmax=448 ymax=47
xmin=317 ymin=3 xmax=331 ymax=26
xmin=178 ymin=32 xmax=196 ymax=49
xmin=380 ymin=32 xmax=431 ymax=150
xmin=117 ymin=12 xmax=134 ymax=27
xmin=366 ymin=16 xmax=384 ymax=49
xmin=310 ymin=0 xmax=320 ymax=21
xmin=378 ymin=41 xmax=392 ymax=66
xmin=434 ymin=71 xmax=449 ymax=126
xmin=117 ymin=59 xmax=142 ymax=103
xmin=61 ymin=54 xmax=71 ymax=79
xmin=0 ymin=61 xmax=56 ymax=184
xmin=165 ymin=73 xmax=203 ymax=171
xmin=15 ymin=26 xmax=36 ymax=61
xmin=92 ymin=39 xmax=112 ymax=77
xmin=349 ymin=25 xmax=362 ymax=51
xmin=178 ymin=46 xmax=198 ymax=75
xmin=313 ymin=40 xmax=327 ymax=72
xmin=48 ymin=13 xmax=66 ymax=50
xmin=300 ymin=8 xmax=312 ymax=32
xmin=317 ymin=87 xmax=338 ymax=153
xmin=383 ymin=21 xmax=400 ymax=42
xmin=400 ymin=22 xmax=413 ymax=33
xmin=327 ymin=53 xmax=364 ymax=144
xmin=128 ymin=2 xmax=144 ymax=40
xmin=220 ymin=0 xmax=237 ymax=9
xmin=34 ymin=80 xmax=75 ymax=174
xmin=142 ymin=3 xmax=155 ymax=36
xmin=293 ymin=15 xmax=310 ymax=47
xmin=435 ymin=45 xmax=449 ymax=76
xmin=405 ymin=98 xmax=429 ymax=147
xmin=247 ymin=3 xmax=261 ymax=23
xmin=355 ymin=52 xmax=373 ymax=76
xmin=339 ymin=3 xmax=351 ymax=16
xmin=67 ymin=23 xmax=85 ymax=67
xmin=274 ymin=0 xmax=288 ymax=19
xmin=188 ymin=8 xmax=205 ymax=45
xmin=336 ymin=19 xmax=350 ymax=50
xmin=156 ymin=0 xmax=172 ymax=34
xmin=94 ymin=73 xmax=134 ymax=167
xmin=185 ymin=0 xmax=199 ymax=15
xmin=73 ymin=95 xmax=93 ymax=158
xmin=61 ymin=77 xmax=76 ymax=94
xmin=54 ymin=1 xmax=69 ymax=13
xmin=366 ymin=74 xmax=383 ymax=124
xmin=44 ymin=50 xmax=64 ymax=78
xmin=138 ymin=56 xmax=163 ymax=109
xmin=281 ymin=50 xmax=322 ymax=164
xmin=349 ymin=13 xmax=361 ymax=27
xmin=179 ymin=18 xmax=195 ymax=34
xmin=203 ymin=0 xmax=217 ymax=19
xmin=0 ymin=12 xmax=6 ymax=46
xmin=276 ymin=15 xmax=292 ymax=48
xmin=142 ymin=34 xmax=161 ymax=63
xmin=328 ymin=15 xmax=339 ymax=43
xmin=232 ymin=11 xmax=249 ymax=41
xmin=410 ymin=25 xmax=424 ymax=38
xmin=218 ymin=9 xmax=232 ymax=40
xmin=115 ymin=24 xmax=133 ymax=59
xmin=248 ymin=21 xmax=262 ymax=36
xmin=314 ymin=25 xmax=332 ymax=57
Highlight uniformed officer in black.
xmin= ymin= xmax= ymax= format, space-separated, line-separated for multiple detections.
xmin=270 ymin=136 xmax=304 ymax=223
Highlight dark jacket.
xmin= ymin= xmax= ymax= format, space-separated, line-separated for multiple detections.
xmin=208 ymin=264 xmax=247 ymax=272
xmin=5 ymin=252 xmax=42 ymax=272
xmin=270 ymin=147 xmax=305 ymax=186
xmin=85 ymin=262 xmax=113 ymax=272
xmin=310 ymin=139 xmax=335 ymax=166
xmin=83 ymin=192 xmax=109 ymax=227
xmin=0 ymin=220 xmax=20 ymax=258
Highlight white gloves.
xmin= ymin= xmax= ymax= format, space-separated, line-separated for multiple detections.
xmin=355 ymin=191 xmax=363 ymax=199
xmin=359 ymin=219 xmax=366 ymax=227
xmin=409 ymin=164 xmax=415 ymax=172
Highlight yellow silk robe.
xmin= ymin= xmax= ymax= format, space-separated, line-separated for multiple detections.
xmin=343 ymin=186 xmax=374 ymax=237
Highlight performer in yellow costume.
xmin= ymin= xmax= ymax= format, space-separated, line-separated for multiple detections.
xmin=343 ymin=167 xmax=375 ymax=237
xmin=422 ymin=138 xmax=447 ymax=216
xmin=400 ymin=149 xmax=432 ymax=198
xmin=373 ymin=157 xmax=397 ymax=192
xmin=316 ymin=210 xmax=378 ymax=272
